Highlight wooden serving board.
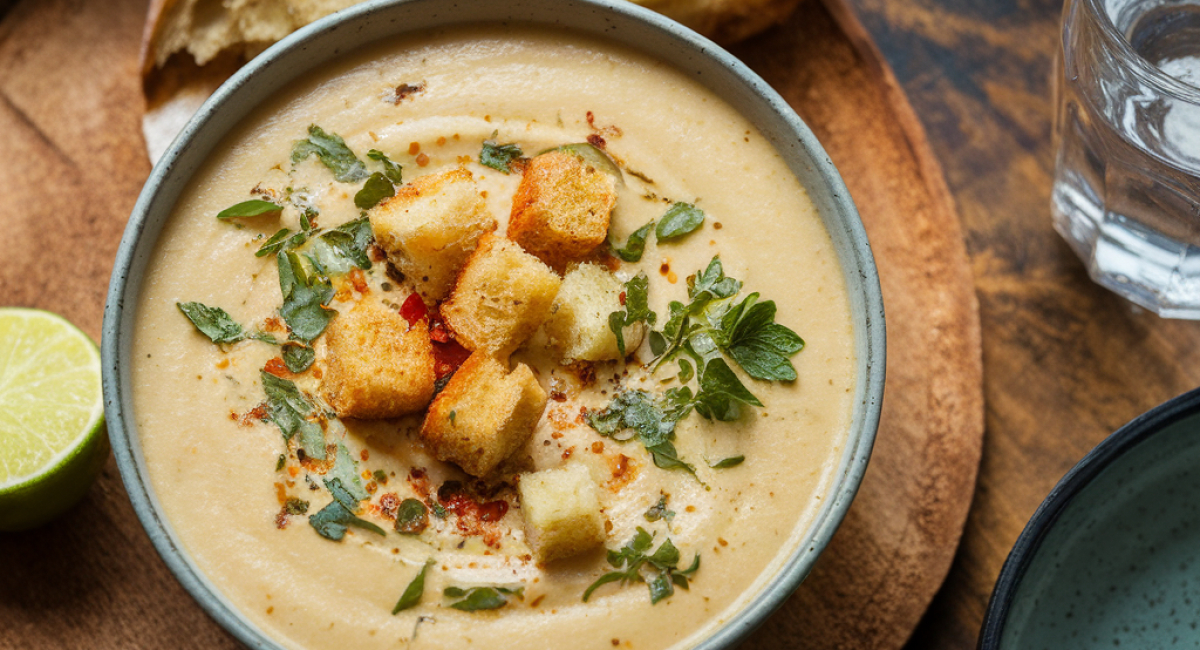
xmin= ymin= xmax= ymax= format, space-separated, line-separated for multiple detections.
xmin=0 ymin=0 xmax=982 ymax=648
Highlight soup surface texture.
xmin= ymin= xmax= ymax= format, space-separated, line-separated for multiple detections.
xmin=132 ymin=26 xmax=856 ymax=650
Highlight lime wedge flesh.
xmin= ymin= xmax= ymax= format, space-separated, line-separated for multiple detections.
xmin=0 ymin=308 xmax=107 ymax=530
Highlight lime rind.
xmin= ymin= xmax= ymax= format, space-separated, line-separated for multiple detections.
xmin=0 ymin=308 xmax=105 ymax=494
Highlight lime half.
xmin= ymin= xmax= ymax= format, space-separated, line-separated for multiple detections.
xmin=0 ymin=308 xmax=108 ymax=531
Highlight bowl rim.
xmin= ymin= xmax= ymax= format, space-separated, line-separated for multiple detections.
xmin=978 ymin=385 xmax=1200 ymax=649
xmin=101 ymin=1 xmax=886 ymax=648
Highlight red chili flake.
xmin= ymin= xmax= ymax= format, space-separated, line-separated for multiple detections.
xmin=432 ymin=339 xmax=471 ymax=379
xmin=392 ymin=83 xmax=425 ymax=104
xmin=587 ymin=133 xmax=606 ymax=149
xmin=428 ymin=319 xmax=451 ymax=343
xmin=263 ymin=317 xmax=285 ymax=333
xmin=379 ymin=493 xmax=401 ymax=519
xmin=550 ymin=391 xmax=567 ymax=402
xmin=587 ymin=111 xmax=597 ymax=128
xmin=618 ymin=291 xmax=627 ymax=306
xmin=348 ymin=267 xmax=369 ymax=294
xmin=263 ymin=358 xmax=290 ymax=377
xmin=399 ymin=293 xmax=428 ymax=326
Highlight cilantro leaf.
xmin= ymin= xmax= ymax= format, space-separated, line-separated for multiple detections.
xmin=609 ymin=220 xmax=654 ymax=262
xmin=291 ymin=124 xmax=368 ymax=182
xmin=260 ymin=370 xmax=326 ymax=460
xmin=445 ymin=586 xmax=520 ymax=611
xmin=177 ymin=302 xmax=249 ymax=344
xmin=583 ymin=528 xmax=697 ymax=603
xmin=282 ymin=343 xmax=315 ymax=372
xmin=354 ymin=171 xmax=396 ymax=210
xmin=216 ymin=199 xmax=283 ymax=220
xmin=656 ymin=202 xmax=705 ymax=241
xmin=368 ymin=149 xmax=404 ymax=184
xmin=308 ymin=500 xmax=385 ymax=541
xmin=393 ymin=561 xmax=432 ymax=614
xmin=277 ymin=251 xmax=335 ymax=343
xmin=480 ymin=133 xmax=525 ymax=173
xmin=316 ymin=216 xmax=374 ymax=271
xmin=608 ymin=273 xmax=656 ymax=357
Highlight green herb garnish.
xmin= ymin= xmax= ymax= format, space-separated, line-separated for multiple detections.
xmin=643 ymin=495 xmax=674 ymax=522
xmin=284 ymin=498 xmax=309 ymax=515
xmin=256 ymin=228 xmax=308 ymax=257
xmin=216 ymin=199 xmax=283 ymax=220
xmin=327 ymin=443 xmax=369 ymax=502
xmin=314 ymin=216 xmax=375 ymax=271
xmin=367 ymin=149 xmax=404 ymax=184
xmin=582 ymin=528 xmax=699 ymax=604
xmin=291 ymin=124 xmax=368 ymax=182
xmin=393 ymin=560 xmax=433 ymax=614
xmin=608 ymin=272 xmax=656 ymax=357
xmin=372 ymin=469 xmax=388 ymax=484
xmin=308 ymin=500 xmax=386 ymax=541
xmin=277 ymin=251 xmax=335 ymax=343
xmin=177 ymin=302 xmax=256 ymax=344
xmin=444 ymin=586 xmax=523 ymax=611
xmin=260 ymin=370 xmax=326 ymax=460
xmin=655 ymin=202 xmax=705 ymax=241
xmin=395 ymin=498 xmax=429 ymax=535
xmin=275 ymin=454 xmax=286 ymax=471
xmin=354 ymin=172 xmax=396 ymax=210
xmin=609 ymin=221 xmax=654 ymax=263
xmin=707 ymin=455 xmax=745 ymax=469
xmin=480 ymin=133 xmax=525 ymax=173
xmin=586 ymin=389 xmax=695 ymax=476
xmin=282 ymin=343 xmax=315 ymax=372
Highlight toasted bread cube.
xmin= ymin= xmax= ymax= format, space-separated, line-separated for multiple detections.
xmin=420 ymin=352 xmax=548 ymax=477
xmin=544 ymin=263 xmax=645 ymax=361
xmin=508 ymin=150 xmax=617 ymax=270
xmin=321 ymin=298 xmax=435 ymax=418
xmin=441 ymin=233 xmax=561 ymax=355
xmin=519 ymin=463 xmax=605 ymax=562
xmin=369 ymin=167 xmax=497 ymax=303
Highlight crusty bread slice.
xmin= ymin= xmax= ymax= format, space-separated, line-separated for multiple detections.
xmin=370 ymin=167 xmax=498 ymax=304
xmin=320 ymin=297 xmax=435 ymax=419
xmin=441 ymin=233 xmax=561 ymax=356
xmin=519 ymin=463 xmax=606 ymax=563
xmin=420 ymin=352 xmax=548 ymax=478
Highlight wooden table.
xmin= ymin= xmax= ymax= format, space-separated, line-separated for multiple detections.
xmin=3 ymin=0 xmax=1196 ymax=648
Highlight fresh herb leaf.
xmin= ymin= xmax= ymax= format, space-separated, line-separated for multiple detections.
xmin=323 ymin=477 xmax=362 ymax=512
xmin=275 ymin=454 xmax=286 ymax=471
xmin=444 ymin=586 xmax=520 ymax=611
xmin=260 ymin=371 xmax=326 ymax=460
xmin=315 ymin=216 xmax=375 ymax=271
xmin=583 ymin=528 xmax=698 ymax=603
xmin=609 ymin=221 xmax=654 ymax=262
xmin=328 ymin=443 xmax=369 ymax=502
xmin=277 ymin=251 xmax=336 ymax=343
xmin=285 ymin=498 xmax=309 ymax=515
xmin=256 ymin=228 xmax=307 ymax=257
xmin=431 ymin=502 xmax=448 ymax=519
xmin=282 ymin=343 xmax=315 ymax=372
xmin=708 ymin=455 xmax=745 ymax=469
xmin=354 ymin=171 xmax=396 ymax=210
xmin=644 ymin=495 xmax=674 ymax=522
xmin=373 ymin=469 xmax=388 ymax=484
xmin=655 ymin=202 xmax=705 ymax=241
xmin=480 ymin=132 xmax=525 ymax=173
xmin=395 ymin=498 xmax=429 ymax=535
xmin=368 ymin=149 xmax=404 ymax=184
xmin=291 ymin=124 xmax=368 ymax=182
xmin=307 ymin=500 xmax=385 ymax=541
xmin=177 ymin=302 xmax=249 ymax=344
xmin=723 ymin=295 xmax=805 ymax=381
xmin=693 ymin=358 xmax=762 ymax=422
xmin=608 ymin=272 xmax=656 ymax=357
xmin=393 ymin=561 xmax=432 ymax=614
xmin=549 ymin=143 xmax=624 ymax=182
xmin=586 ymin=390 xmax=695 ymax=476
xmin=216 ymin=199 xmax=283 ymax=220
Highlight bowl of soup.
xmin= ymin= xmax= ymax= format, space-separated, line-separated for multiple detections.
xmin=101 ymin=1 xmax=885 ymax=648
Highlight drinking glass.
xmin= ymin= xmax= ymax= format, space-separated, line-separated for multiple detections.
xmin=1054 ymin=0 xmax=1200 ymax=317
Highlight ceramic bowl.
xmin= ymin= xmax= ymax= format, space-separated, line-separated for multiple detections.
xmin=980 ymin=387 xmax=1200 ymax=649
xmin=101 ymin=0 xmax=885 ymax=647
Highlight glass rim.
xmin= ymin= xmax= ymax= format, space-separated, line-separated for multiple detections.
xmin=1080 ymin=0 xmax=1200 ymax=103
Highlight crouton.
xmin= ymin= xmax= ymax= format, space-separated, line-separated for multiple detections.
xmin=320 ymin=297 xmax=435 ymax=418
xmin=543 ymin=263 xmax=645 ymax=361
xmin=441 ymin=233 xmax=561 ymax=355
xmin=369 ymin=167 xmax=497 ymax=303
xmin=420 ymin=352 xmax=548 ymax=477
xmin=519 ymin=463 xmax=605 ymax=562
xmin=508 ymin=150 xmax=617 ymax=271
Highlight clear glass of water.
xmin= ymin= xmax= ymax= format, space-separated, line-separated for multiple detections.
xmin=1054 ymin=0 xmax=1200 ymax=317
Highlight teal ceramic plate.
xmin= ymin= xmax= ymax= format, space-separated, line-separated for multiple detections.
xmin=980 ymin=387 xmax=1200 ymax=649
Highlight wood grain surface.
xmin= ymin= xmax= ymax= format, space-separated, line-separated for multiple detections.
xmin=0 ymin=0 xmax=983 ymax=648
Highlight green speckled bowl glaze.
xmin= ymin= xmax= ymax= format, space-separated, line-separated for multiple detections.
xmin=101 ymin=0 xmax=885 ymax=648
xmin=981 ymin=387 xmax=1200 ymax=649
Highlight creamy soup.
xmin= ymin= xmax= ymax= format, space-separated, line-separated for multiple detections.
xmin=131 ymin=26 xmax=855 ymax=650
